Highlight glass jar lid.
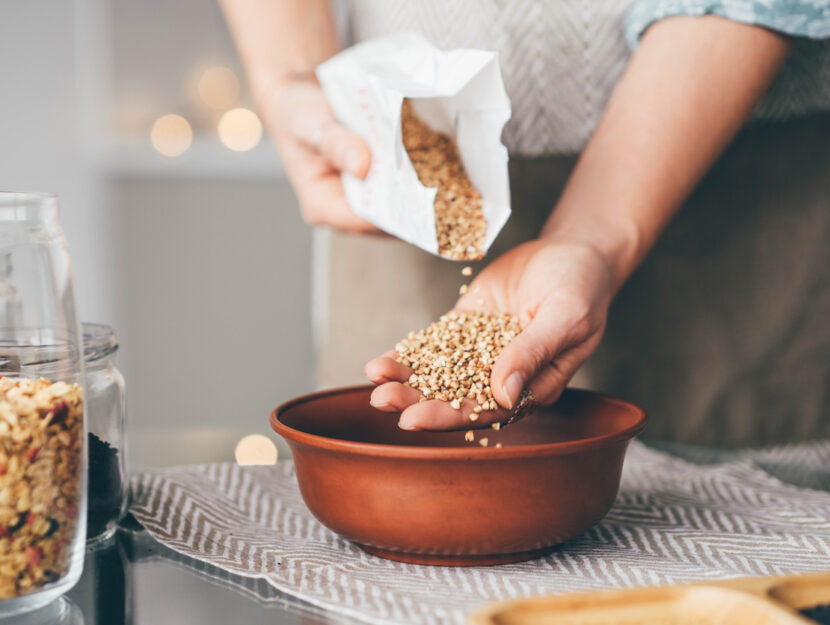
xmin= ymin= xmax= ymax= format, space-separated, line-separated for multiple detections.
xmin=83 ymin=323 xmax=118 ymax=363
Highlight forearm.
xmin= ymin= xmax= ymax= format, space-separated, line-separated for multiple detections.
xmin=542 ymin=16 xmax=790 ymax=291
xmin=218 ymin=0 xmax=339 ymax=106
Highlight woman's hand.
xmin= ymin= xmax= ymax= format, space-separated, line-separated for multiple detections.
xmin=364 ymin=238 xmax=616 ymax=430
xmin=220 ymin=0 xmax=380 ymax=233
xmin=259 ymin=77 xmax=384 ymax=234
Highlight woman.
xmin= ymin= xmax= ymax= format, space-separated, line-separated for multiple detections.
xmin=221 ymin=0 xmax=830 ymax=446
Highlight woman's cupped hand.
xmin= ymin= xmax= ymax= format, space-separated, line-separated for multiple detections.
xmin=364 ymin=238 xmax=616 ymax=430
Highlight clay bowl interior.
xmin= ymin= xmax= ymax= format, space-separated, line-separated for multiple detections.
xmin=271 ymin=386 xmax=646 ymax=566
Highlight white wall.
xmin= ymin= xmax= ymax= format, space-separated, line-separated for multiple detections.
xmin=0 ymin=1 xmax=118 ymax=326
xmin=114 ymin=176 xmax=313 ymax=464
xmin=1 ymin=0 xmax=315 ymax=466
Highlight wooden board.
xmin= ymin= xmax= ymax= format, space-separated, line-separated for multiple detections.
xmin=469 ymin=572 xmax=830 ymax=625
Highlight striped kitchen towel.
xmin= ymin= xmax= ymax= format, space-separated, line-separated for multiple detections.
xmin=129 ymin=440 xmax=830 ymax=625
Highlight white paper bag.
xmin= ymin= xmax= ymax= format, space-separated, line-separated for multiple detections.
xmin=316 ymin=31 xmax=512 ymax=259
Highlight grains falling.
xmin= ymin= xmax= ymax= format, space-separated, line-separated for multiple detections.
xmin=401 ymin=100 xmax=486 ymax=261
xmin=459 ymin=284 xmax=469 ymax=295
xmin=464 ymin=430 xmax=475 ymax=443
xmin=479 ymin=438 xmax=489 ymax=447
xmin=395 ymin=311 xmax=522 ymax=416
xmin=461 ymin=266 xmax=473 ymax=277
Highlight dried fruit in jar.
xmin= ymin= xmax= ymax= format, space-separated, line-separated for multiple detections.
xmin=0 ymin=378 xmax=83 ymax=599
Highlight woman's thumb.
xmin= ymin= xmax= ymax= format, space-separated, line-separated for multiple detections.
xmin=291 ymin=110 xmax=371 ymax=178
xmin=317 ymin=123 xmax=372 ymax=179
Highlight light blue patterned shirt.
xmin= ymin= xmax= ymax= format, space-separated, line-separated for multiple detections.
xmin=627 ymin=0 xmax=830 ymax=118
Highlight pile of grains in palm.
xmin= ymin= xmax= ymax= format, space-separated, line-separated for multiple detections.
xmin=395 ymin=311 xmax=522 ymax=417
xmin=400 ymin=99 xmax=487 ymax=261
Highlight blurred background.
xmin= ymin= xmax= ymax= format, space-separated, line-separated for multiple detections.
xmin=0 ymin=0 xmax=314 ymax=466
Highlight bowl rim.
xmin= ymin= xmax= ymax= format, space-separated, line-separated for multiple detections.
xmin=271 ymin=385 xmax=647 ymax=460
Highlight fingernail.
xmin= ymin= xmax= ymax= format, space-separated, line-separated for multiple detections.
xmin=503 ymin=372 xmax=523 ymax=410
xmin=398 ymin=420 xmax=419 ymax=431
xmin=370 ymin=398 xmax=391 ymax=410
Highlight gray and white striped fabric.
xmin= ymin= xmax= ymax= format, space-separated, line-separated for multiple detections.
xmin=129 ymin=441 xmax=830 ymax=625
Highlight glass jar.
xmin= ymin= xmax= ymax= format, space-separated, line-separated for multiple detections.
xmin=83 ymin=323 xmax=126 ymax=546
xmin=0 ymin=193 xmax=87 ymax=617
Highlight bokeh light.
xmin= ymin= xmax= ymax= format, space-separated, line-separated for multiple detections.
xmin=198 ymin=66 xmax=240 ymax=110
xmin=234 ymin=434 xmax=278 ymax=466
xmin=218 ymin=108 xmax=262 ymax=152
xmin=150 ymin=114 xmax=193 ymax=157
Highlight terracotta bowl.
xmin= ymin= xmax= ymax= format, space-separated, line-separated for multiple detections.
xmin=271 ymin=386 xmax=646 ymax=566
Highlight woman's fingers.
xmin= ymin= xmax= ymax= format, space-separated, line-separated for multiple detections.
xmin=297 ymin=173 xmax=383 ymax=234
xmin=524 ymin=362 xmax=569 ymax=406
xmin=365 ymin=353 xmax=411 ymax=384
xmin=489 ymin=304 xmax=578 ymax=410
xmin=317 ymin=122 xmax=371 ymax=179
xmin=370 ymin=381 xmax=509 ymax=431
xmin=509 ymin=325 xmax=603 ymax=407
xmin=287 ymin=92 xmax=371 ymax=179
xmin=369 ymin=381 xmax=421 ymax=412
xmin=399 ymin=397 xmax=506 ymax=431
xmin=523 ymin=354 xmax=583 ymax=406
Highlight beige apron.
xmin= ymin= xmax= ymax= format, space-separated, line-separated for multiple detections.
xmin=317 ymin=115 xmax=830 ymax=447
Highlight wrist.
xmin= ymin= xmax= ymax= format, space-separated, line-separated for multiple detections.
xmin=540 ymin=211 xmax=643 ymax=293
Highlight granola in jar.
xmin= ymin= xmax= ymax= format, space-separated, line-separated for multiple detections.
xmin=0 ymin=378 xmax=83 ymax=599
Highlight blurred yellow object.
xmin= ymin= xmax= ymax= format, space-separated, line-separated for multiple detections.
xmin=218 ymin=108 xmax=262 ymax=152
xmin=234 ymin=433 xmax=278 ymax=466
xmin=198 ymin=66 xmax=239 ymax=110
xmin=150 ymin=114 xmax=192 ymax=157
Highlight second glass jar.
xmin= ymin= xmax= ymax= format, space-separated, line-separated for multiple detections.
xmin=82 ymin=323 xmax=127 ymax=546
